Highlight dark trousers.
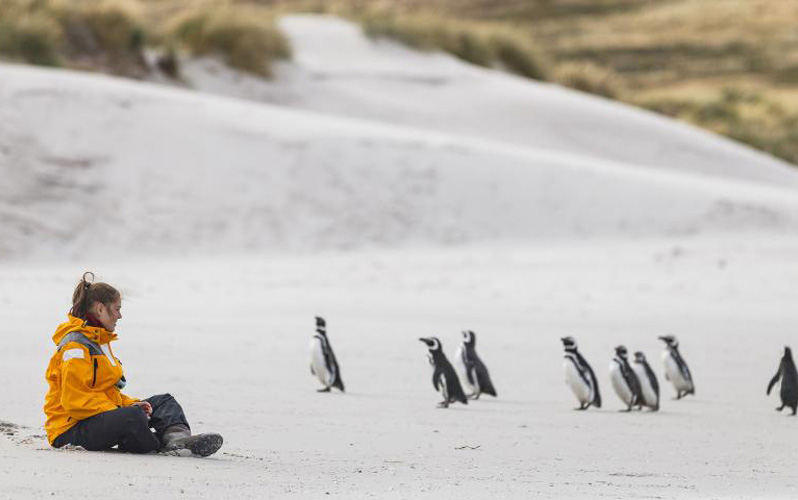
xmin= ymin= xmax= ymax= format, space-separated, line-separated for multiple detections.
xmin=52 ymin=393 xmax=190 ymax=454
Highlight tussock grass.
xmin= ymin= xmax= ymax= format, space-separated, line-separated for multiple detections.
xmin=361 ymin=13 xmax=550 ymax=80
xmin=333 ymin=0 xmax=798 ymax=165
xmin=53 ymin=0 xmax=147 ymax=74
xmin=56 ymin=0 xmax=145 ymax=54
xmin=0 ymin=0 xmax=291 ymax=78
xmin=0 ymin=0 xmax=148 ymax=74
xmin=641 ymin=88 xmax=798 ymax=164
xmin=554 ymin=61 xmax=626 ymax=99
xmin=163 ymin=3 xmax=290 ymax=78
xmin=0 ymin=1 xmax=62 ymax=66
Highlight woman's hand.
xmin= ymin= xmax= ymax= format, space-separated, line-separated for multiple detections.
xmin=132 ymin=401 xmax=152 ymax=417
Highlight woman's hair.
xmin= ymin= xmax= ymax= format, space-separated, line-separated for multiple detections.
xmin=70 ymin=272 xmax=121 ymax=319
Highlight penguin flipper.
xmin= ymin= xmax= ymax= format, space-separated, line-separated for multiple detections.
xmin=467 ymin=364 xmax=478 ymax=386
xmin=432 ymin=368 xmax=443 ymax=391
xmin=768 ymin=367 xmax=782 ymax=395
xmin=585 ymin=363 xmax=601 ymax=408
xmin=310 ymin=364 xmax=315 ymax=376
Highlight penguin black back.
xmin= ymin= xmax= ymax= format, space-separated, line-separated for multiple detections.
xmin=419 ymin=337 xmax=468 ymax=407
xmin=768 ymin=346 xmax=798 ymax=415
xmin=460 ymin=330 xmax=497 ymax=398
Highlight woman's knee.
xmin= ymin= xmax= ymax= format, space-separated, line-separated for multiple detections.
xmin=144 ymin=393 xmax=175 ymax=405
xmin=117 ymin=407 xmax=159 ymax=453
xmin=119 ymin=405 xmax=149 ymax=425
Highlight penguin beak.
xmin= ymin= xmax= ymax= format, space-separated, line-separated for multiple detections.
xmin=418 ymin=337 xmax=430 ymax=345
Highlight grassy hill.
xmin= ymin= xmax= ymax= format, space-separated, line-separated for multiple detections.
xmin=2 ymin=0 xmax=796 ymax=166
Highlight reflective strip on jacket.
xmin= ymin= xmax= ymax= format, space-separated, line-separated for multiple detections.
xmin=43 ymin=315 xmax=139 ymax=444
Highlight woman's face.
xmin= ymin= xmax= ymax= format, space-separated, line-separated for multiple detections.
xmin=94 ymin=299 xmax=122 ymax=332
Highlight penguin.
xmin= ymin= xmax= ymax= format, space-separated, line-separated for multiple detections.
xmin=419 ymin=337 xmax=468 ymax=408
xmin=658 ymin=335 xmax=695 ymax=399
xmin=560 ymin=336 xmax=601 ymax=410
xmin=309 ymin=316 xmax=344 ymax=393
xmin=609 ymin=345 xmax=643 ymax=411
xmin=632 ymin=351 xmax=660 ymax=411
xmin=454 ymin=330 xmax=497 ymax=399
xmin=767 ymin=346 xmax=798 ymax=415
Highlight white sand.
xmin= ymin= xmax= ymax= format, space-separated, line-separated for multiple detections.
xmin=1 ymin=14 xmax=798 ymax=500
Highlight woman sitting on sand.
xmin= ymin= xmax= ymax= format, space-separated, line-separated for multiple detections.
xmin=43 ymin=272 xmax=222 ymax=457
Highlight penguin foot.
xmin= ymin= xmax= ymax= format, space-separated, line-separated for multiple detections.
xmin=467 ymin=393 xmax=481 ymax=400
xmin=776 ymin=405 xmax=785 ymax=412
xmin=437 ymin=401 xmax=449 ymax=409
xmin=574 ymin=405 xmax=587 ymax=411
xmin=317 ymin=387 xmax=331 ymax=393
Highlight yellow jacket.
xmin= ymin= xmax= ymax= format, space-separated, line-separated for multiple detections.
xmin=43 ymin=315 xmax=139 ymax=444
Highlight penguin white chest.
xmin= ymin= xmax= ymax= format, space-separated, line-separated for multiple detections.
xmin=564 ymin=358 xmax=591 ymax=404
xmin=610 ymin=361 xmax=634 ymax=406
xmin=309 ymin=337 xmax=331 ymax=386
xmin=633 ymin=364 xmax=658 ymax=409
xmin=663 ymin=351 xmax=691 ymax=391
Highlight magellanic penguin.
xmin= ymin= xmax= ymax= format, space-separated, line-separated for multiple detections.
xmin=309 ymin=316 xmax=345 ymax=393
xmin=609 ymin=345 xmax=643 ymax=411
xmin=561 ymin=337 xmax=601 ymax=410
xmin=454 ymin=330 xmax=497 ymax=399
xmin=419 ymin=337 xmax=468 ymax=408
xmin=767 ymin=346 xmax=798 ymax=415
xmin=632 ymin=351 xmax=660 ymax=411
xmin=658 ymin=335 xmax=695 ymax=399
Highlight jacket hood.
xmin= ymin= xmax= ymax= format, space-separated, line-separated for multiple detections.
xmin=52 ymin=315 xmax=118 ymax=346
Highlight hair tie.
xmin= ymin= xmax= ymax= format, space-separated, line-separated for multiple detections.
xmin=82 ymin=271 xmax=95 ymax=289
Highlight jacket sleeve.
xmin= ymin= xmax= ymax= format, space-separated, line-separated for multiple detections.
xmin=59 ymin=345 xmax=118 ymax=420
xmin=118 ymin=392 xmax=140 ymax=406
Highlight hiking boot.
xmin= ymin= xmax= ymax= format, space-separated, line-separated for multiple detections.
xmin=161 ymin=424 xmax=223 ymax=458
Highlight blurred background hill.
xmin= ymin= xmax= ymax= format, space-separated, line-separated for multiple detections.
xmin=1 ymin=0 xmax=797 ymax=166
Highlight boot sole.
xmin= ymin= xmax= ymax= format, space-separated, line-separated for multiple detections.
xmin=187 ymin=433 xmax=223 ymax=457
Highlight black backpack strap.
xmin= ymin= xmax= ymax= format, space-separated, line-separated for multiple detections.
xmin=57 ymin=332 xmax=103 ymax=356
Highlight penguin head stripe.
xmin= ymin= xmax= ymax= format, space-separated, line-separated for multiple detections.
xmin=315 ymin=316 xmax=327 ymax=335
xmin=462 ymin=330 xmax=475 ymax=345
xmin=419 ymin=337 xmax=441 ymax=351
xmin=658 ymin=335 xmax=677 ymax=347
xmin=561 ymin=336 xmax=577 ymax=351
